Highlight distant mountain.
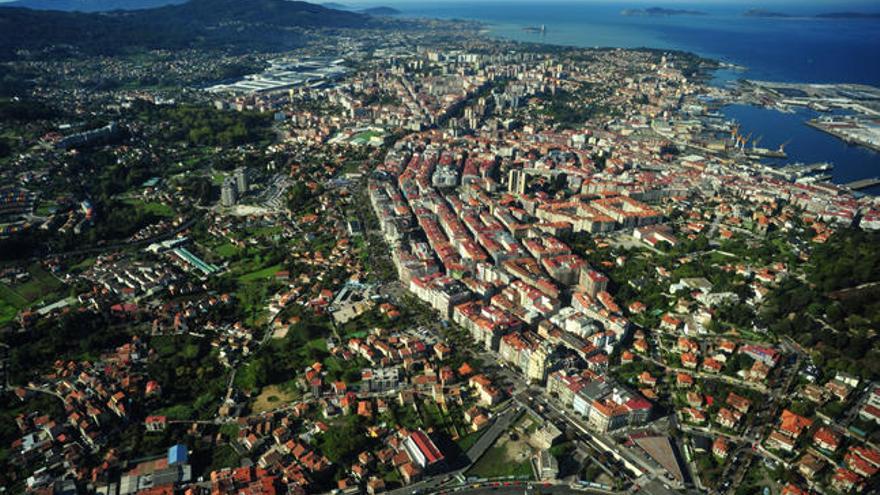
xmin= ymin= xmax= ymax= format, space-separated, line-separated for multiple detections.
xmin=361 ymin=6 xmax=399 ymax=16
xmin=3 ymin=0 xmax=185 ymax=12
xmin=0 ymin=0 xmax=376 ymax=59
xmin=815 ymin=12 xmax=880 ymax=19
xmin=621 ymin=7 xmax=705 ymax=17
xmin=321 ymin=2 xmax=349 ymax=9
xmin=743 ymin=9 xmax=791 ymax=18
xmin=743 ymin=8 xmax=880 ymax=20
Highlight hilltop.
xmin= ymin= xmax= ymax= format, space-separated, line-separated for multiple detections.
xmin=361 ymin=6 xmax=400 ymax=16
xmin=2 ymin=0 xmax=186 ymax=11
xmin=0 ymin=0 xmax=377 ymax=59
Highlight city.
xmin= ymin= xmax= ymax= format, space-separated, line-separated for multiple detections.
xmin=1 ymin=2 xmax=879 ymax=495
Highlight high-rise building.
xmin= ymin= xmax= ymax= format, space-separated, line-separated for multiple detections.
xmin=234 ymin=167 xmax=248 ymax=195
xmin=221 ymin=177 xmax=237 ymax=207
xmin=508 ymin=168 xmax=526 ymax=195
xmin=579 ymin=268 xmax=609 ymax=297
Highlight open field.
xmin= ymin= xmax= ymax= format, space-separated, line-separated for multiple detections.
xmin=238 ymin=264 xmax=283 ymax=283
xmin=124 ymin=198 xmax=176 ymax=217
xmin=0 ymin=264 xmax=65 ymax=324
xmin=252 ymin=384 xmax=300 ymax=413
xmin=466 ymin=430 xmax=535 ymax=480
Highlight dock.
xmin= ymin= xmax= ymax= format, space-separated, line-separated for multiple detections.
xmin=778 ymin=162 xmax=833 ymax=175
xmin=842 ymin=177 xmax=880 ymax=190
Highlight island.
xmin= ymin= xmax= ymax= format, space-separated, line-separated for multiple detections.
xmin=744 ymin=9 xmax=880 ymax=20
xmin=621 ymin=7 xmax=706 ymax=17
xmin=743 ymin=9 xmax=792 ymax=18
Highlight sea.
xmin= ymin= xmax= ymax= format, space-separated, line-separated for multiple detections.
xmin=393 ymin=1 xmax=880 ymax=194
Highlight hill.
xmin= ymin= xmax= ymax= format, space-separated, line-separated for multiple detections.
xmin=361 ymin=6 xmax=400 ymax=16
xmin=744 ymin=9 xmax=880 ymax=20
xmin=3 ymin=0 xmax=186 ymax=11
xmin=0 ymin=0 xmax=375 ymax=59
xmin=621 ymin=7 xmax=705 ymax=17
xmin=743 ymin=9 xmax=791 ymax=18
xmin=815 ymin=12 xmax=880 ymax=19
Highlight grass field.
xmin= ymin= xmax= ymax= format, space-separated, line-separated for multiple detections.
xmin=0 ymin=264 xmax=65 ymax=325
xmin=238 ymin=264 xmax=282 ymax=283
xmin=0 ymin=299 xmax=18 ymax=326
xmin=212 ymin=243 xmax=241 ymax=258
xmin=124 ymin=198 xmax=176 ymax=218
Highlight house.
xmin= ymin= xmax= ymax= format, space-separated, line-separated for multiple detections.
xmin=766 ymin=430 xmax=797 ymax=452
xmin=831 ymin=467 xmax=862 ymax=493
xmin=716 ymin=408 xmax=741 ymax=429
xmin=638 ymin=372 xmax=657 ymax=388
xmin=826 ymin=379 xmax=853 ymax=401
xmin=366 ymin=477 xmax=385 ymax=495
xmin=398 ymin=462 xmax=422 ymax=485
xmin=702 ymin=358 xmax=723 ymax=374
xmin=812 ymin=427 xmax=841 ymax=452
xmin=683 ymin=408 xmax=706 ymax=424
xmin=845 ymin=446 xmax=880 ymax=477
xmin=780 ymin=484 xmax=809 ymax=495
xmin=145 ymin=416 xmax=167 ymax=432
xmin=680 ymin=352 xmax=698 ymax=369
xmin=469 ymin=374 xmax=502 ymax=406
xmin=712 ymin=437 xmax=729 ymax=458
xmin=660 ymin=314 xmax=681 ymax=332
xmin=779 ymin=409 xmax=812 ymax=439
xmin=726 ymin=393 xmax=751 ymax=414
xmin=797 ymin=453 xmax=825 ymax=480
xmin=676 ymin=373 xmax=694 ymax=388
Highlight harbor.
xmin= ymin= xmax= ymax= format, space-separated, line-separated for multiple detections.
xmin=721 ymin=103 xmax=880 ymax=195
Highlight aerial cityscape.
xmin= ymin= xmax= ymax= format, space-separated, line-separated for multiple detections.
xmin=1 ymin=1 xmax=879 ymax=495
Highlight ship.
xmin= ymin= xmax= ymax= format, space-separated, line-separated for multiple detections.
xmin=523 ymin=24 xmax=546 ymax=33
xmin=747 ymin=144 xmax=788 ymax=159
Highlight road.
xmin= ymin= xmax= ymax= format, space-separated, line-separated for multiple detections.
xmin=433 ymin=483 xmax=614 ymax=495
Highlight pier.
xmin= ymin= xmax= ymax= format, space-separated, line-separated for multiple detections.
xmin=778 ymin=162 xmax=833 ymax=175
xmin=842 ymin=177 xmax=880 ymax=190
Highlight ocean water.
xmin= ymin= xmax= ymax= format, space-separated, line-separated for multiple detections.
xmin=397 ymin=1 xmax=880 ymax=192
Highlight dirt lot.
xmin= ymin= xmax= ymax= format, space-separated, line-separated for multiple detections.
xmin=252 ymin=384 xmax=299 ymax=413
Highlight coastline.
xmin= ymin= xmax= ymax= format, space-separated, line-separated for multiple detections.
xmin=488 ymin=23 xmax=880 ymax=193
xmin=805 ymin=119 xmax=880 ymax=153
